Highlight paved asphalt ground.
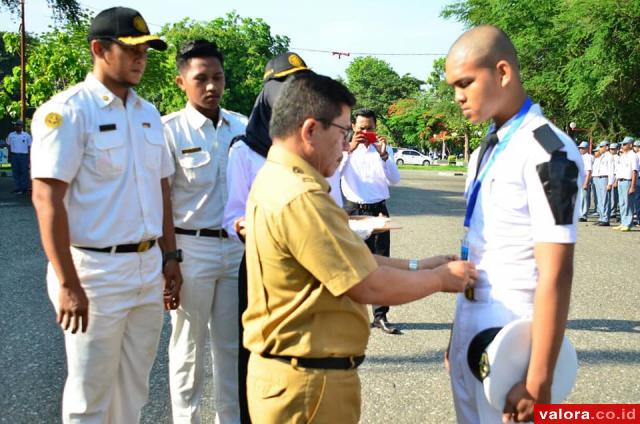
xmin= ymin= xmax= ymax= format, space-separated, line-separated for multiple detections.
xmin=1 ymin=170 xmax=638 ymax=423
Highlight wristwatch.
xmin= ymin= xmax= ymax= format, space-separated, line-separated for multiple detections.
xmin=408 ymin=259 xmax=419 ymax=271
xmin=163 ymin=249 xmax=183 ymax=265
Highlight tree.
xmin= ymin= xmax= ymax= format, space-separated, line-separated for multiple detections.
xmin=423 ymin=57 xmax=486 ymax=160
xmin=1 ymin=0 xmax=81 ymax=22
xmin=141 ymin=12 xmax=290 ymax=116
xmin=0 ymin=12 xmax=290 ymax=119
xmin=441 ymin=0 xmax=640 ymax=140
xmin=0 ymin=13 xmax=92 ymax=120
xmin=344 ymin=56 xmax=421 ymax=121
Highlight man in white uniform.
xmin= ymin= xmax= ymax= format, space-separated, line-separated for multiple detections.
xmin=30 ymin=7 xmax=181 ymax=423
xmin=445 ymin=25 xmax=583 ymax=424
xmin=6 ymin=119 xmax=32 ymax=194
xmin=163 ymin=40 xmax=247 ymax=423
xmin=577 ymin=141 xmax=593 ymax=222
xmin=634 ymin=140 xmax=640 ymax=224
xmin=593 ymin=141 xmax=615 ymax=226
xmin=613 ymin=137 xmax=638 ymax=231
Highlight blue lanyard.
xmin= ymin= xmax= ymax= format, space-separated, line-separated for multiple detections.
xmin=463 ymin=97 xmax=533 ymax=228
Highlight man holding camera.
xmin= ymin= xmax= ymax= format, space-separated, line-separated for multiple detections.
xmin=341 ymin=108 xmax=401 ymax=334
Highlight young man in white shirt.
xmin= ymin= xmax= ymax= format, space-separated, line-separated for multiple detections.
xmin=162 ymin=40 xmax=247 ymax=424
xmin=445 ymin=25 xmax=583 ymax=423
xmin=577 ymin=141 xmax=593 ymax=222
xmin=613 ymin=137 xmax=638 ymax=231
xmin=30 ymin=7 xmax=180 ymax=422
xmin=6 ymin=119 xmax=32 ymax=194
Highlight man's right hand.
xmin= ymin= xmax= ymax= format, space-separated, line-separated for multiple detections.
xmin=58 ymin=282 xmax=89 ymax=333
xmin=435 ymin=260 xmax=477 ymax=293
xmin=349 ymin=131 xmax=366 ymax=152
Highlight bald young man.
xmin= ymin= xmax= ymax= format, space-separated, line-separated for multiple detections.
xmin=445 ymin=26 xmax=583 ymax=424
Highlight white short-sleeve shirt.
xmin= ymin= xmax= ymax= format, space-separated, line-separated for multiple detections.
xmin=30 ymin=73 xmax=174 ymax=248
xmin=163 ymin=103 xmax=247 ymax=230
xmin=616 ymin=150 xmax=639 ymax=180
xmin=581 ymin=153 xmax=593 ymax=173
xmin=7 ymin=131 xmax=32 ymax=154
xmin=464 ymin=104 xmax=584 ymax=292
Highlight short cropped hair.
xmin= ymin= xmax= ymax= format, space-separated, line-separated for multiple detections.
xmin=352 ymin=108 xmax=377 ymax=125
xmin=269 ymin=73 xmax=356 ymax=140
xmin=176 ymin=39 xmax=224 ymax=70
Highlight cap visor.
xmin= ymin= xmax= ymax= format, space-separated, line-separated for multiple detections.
xmin=117 ymin=35 xmax=168 ymax=51
xmin=272 ymin=66 xmax=311 ymax=79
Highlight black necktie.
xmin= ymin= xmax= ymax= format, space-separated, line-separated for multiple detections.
xmin=474 ymin=131 xmax=499 ymax=180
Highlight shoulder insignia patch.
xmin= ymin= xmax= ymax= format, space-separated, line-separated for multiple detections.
xmin=44 ymin=112 xmax=63 ymax=129
xmin=533 ymin=124 xmax=564 ymax=154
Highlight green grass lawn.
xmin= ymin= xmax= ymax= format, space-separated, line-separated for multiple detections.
xmin=398 ymin=164 xmax=467 ymax=172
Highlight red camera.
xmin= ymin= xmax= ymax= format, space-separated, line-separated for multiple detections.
xmin=362 ymin=131 xmax=377 ymax=145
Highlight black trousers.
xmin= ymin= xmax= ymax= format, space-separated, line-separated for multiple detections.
xmin=237 ymin=253 xmax=251 ymax=424
xmin=343 ymin=199 xmax=391 ymax=320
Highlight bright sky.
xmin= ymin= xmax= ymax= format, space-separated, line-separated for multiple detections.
xmin=0 ymin=0 xmax=466 ymax=81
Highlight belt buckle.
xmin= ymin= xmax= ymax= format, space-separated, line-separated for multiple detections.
xmin=137 ymin=240 xmax=151 ymax=253
xmin=349 ymin=357 xmax=356 ymax=369
xmin=464 ymin=287 xmax=475 ymax=301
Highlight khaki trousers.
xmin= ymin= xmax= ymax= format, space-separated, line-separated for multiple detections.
xmin=247 ymin=353 xmax=361 ymax=424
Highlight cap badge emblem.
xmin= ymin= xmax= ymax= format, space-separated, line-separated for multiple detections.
xmin=133 ymin=16 xmax=148 ymax=33
xmin=288 ymin=53 xmax=304 ymax=67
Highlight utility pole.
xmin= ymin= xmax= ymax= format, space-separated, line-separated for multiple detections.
xmin=19 ymin=0 xmax=26 ymax=123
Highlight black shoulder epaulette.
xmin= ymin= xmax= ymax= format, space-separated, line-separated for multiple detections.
xmin=229 ymin=134 xmax=246 ymax=150
xmin=533 ymin=124 xmax=564 ymax=154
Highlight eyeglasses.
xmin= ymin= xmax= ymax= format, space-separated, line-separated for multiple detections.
xmin=318 ymin=119 xmax=351 ymax=141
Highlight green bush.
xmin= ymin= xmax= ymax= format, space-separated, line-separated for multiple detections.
xmin=448 ymin=155 xmax=457 ymax=165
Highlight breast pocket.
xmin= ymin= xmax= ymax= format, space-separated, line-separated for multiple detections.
xmin=178 ymin=149 xmax=216 ymax=187
xmin=489 ymin=176 xmax=531 ymax=232
xmin=91 ymin=131 xmax=126 ymax=177
xmin=143 ymin=127 xmax=165 ymax=170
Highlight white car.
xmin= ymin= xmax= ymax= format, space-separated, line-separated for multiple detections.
xmin=395 ymin=149 xmax=431 ymax=166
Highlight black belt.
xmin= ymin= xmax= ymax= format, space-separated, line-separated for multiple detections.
xmin=618 ymin=178 xmax=631 ymax=181
xmin=261 ymin=352 xmax=365 ymax=370
xmin=175 ymin=227 xmax=228 ymax=238
xmin=594 ymin=176 xmax=608 ymax=178
xmin=345 ymin=199 xmax=386 ymax=213
xmin=74 ymin=239 xmax=156 ymax=253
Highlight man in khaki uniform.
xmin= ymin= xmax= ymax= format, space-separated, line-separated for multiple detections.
xmin=243 ymin=73 xmax=477 ymax=423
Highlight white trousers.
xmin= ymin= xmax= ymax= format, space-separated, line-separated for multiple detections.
xmin=47 ymin=245 xmax=164 ymax=424
xmin=450 ymin=289 xmax=534 ymax=424
xmin=169 ymin=234 xmax=243 ymax=424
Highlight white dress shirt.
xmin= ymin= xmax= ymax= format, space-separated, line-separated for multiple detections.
xmin=593 ymin=151 xmax=615 ymax=181
xmin=223 ymin=140 xmax=266 ymax=240
xmin=163 ymin=103 xmax=247 ymax=230
xmin=31 ymin=73 xmax=174 ymax=247
xmin=464 ymin=103 xmax=584 ymax=292
xmin=341 ymin=144 xmax=400 ymax=204
xmin=7 ymin=131 xmax=32 ymax=153
xmin=615 ymin=150 xmax=639 ymax=180
xmin=581 ymin=152 xmax=593 ymax=173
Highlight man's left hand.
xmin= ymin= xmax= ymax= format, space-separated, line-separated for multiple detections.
xmin=502 ymin=381 xmax=550 ymax=423
xmin=375 ymin=135 xmax=388 ymax=156
xmin=162 ymin=260 xmax=183 ymax=310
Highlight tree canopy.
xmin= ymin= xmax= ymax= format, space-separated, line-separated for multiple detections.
xmin=1 ymin=0 xmax=81 ymax=22
xmin=0 ymin=12 xmax=289 ymax=121
xmin=442 ymin=0 xmax=640 ymax=140
xmin=344 ymin=56 xmax=422 ymax=121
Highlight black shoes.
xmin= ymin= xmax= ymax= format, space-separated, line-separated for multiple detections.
xmin=579 ymin=217 xmax=587 ymax=222
xmin=371 ymin=316 xmax=402 ymax=335
xmin=596 ymin=222 xmax=610 ymax=226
